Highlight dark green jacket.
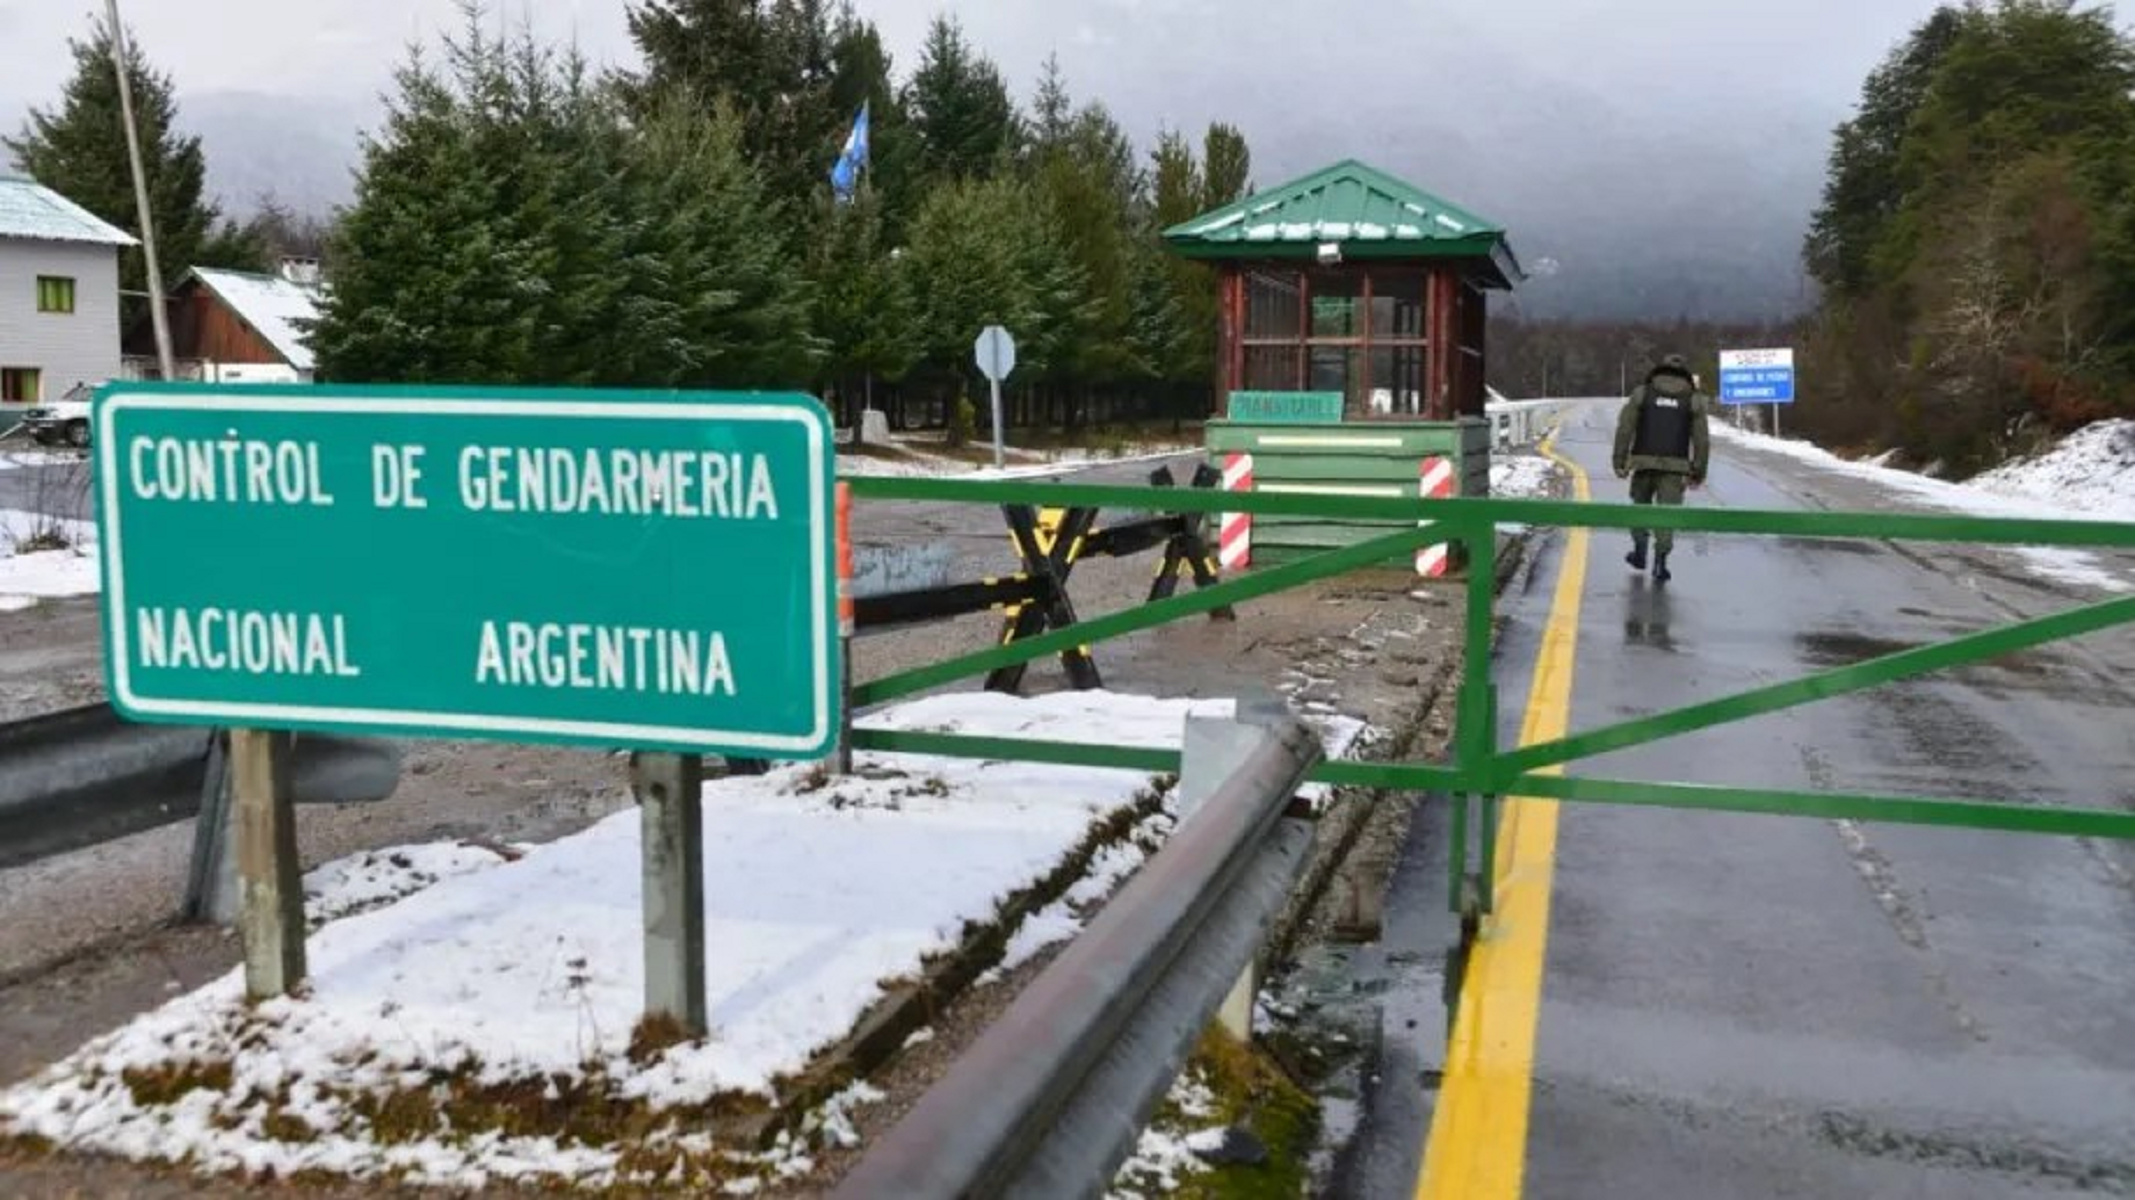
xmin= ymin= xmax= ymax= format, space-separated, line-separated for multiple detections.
xmin=1614 ymin=369 xmax=1712 ymax=478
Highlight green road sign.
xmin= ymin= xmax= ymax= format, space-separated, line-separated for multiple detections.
xmin=94 ymin=383 xmax=839 ymax=758
xmin=1226 ymin=391 xmax=1344 ymax=424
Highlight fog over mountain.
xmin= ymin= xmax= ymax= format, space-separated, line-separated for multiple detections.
xmin=3 ymin=0 xmax=1940 ymax=321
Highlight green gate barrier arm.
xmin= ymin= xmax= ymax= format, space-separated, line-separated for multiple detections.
xmin=1491 ymin=594 xmax=2135 ymax=786
xmin=1515 ymin=774 xmax=2135 ymax=841
xmin=854 ymin=524 xmax=1442 ymax=708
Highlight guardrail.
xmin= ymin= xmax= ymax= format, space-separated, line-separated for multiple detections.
xmin=0 ymin=704 xmax=401 ymax=905
xmin=1485 ymin=396 xmax=1604 ymax=448
xmin=835 ymin=711 xmax=1325 ymax=1198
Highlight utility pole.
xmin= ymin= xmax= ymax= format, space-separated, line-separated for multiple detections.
xmin=106 ymin=0 xmax=174 ymax=380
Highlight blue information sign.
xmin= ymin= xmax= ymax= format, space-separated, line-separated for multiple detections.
xmin=1718 ymin=348 xmax=1796 ymax=405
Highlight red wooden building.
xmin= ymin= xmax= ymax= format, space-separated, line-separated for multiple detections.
xmin=122 ymin=263 xmax=323 ymax=382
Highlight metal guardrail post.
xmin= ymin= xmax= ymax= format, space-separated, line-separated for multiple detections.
xmin=835 ymin=713 xmax=1323 ymax=1199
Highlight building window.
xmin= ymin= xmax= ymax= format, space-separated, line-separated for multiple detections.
xmin=1236 ymin=266 xmax=1436 ymax=418
xmin=2 ymin=368 xmax=42 ymax=403
xmin=36 ymin=276 xmax=76 ymax=314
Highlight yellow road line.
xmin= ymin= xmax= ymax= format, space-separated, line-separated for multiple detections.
xmin=1414 ymin=429 xmax=1591 ymax=1200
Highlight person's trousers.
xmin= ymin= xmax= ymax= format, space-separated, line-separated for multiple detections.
xmin=1630 ymin=470 xmax=1688 ymax=555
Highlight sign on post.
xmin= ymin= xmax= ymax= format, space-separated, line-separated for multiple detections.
xmin=974 ymin=325 xmax=1015 ymax=470
xmin=1226 ymin=391 xmax=1344 ymax=424
xmin=1718 ymin=348 xmax=1795 ymax=433
xmin=94 ymin=384 xmax=840 ymax=759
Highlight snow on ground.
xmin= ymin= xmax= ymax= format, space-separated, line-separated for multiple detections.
xmin=0 ymin=509 xmax=99 ymax=611
xmin=1108 ymin=1069 xmax=1222 ymax=1199
xmin=1490 ymin=453 xmax=1560 ymax=500
xmin=302 ymin=841 xmax=527 ymax=930
xmin=0 ymin=449 xmax=88 ymax=472
xmin=1970 ymin=420 xmax=2135 ymax=522
xmin=1713 ymin=422 xmax=2134 ymax=593
xmin=0 ymin=690 xmax=1364 ymax=1192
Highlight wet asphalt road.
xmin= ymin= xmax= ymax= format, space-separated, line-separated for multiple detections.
xmin=1350 ymin=405 xmax=2135 ymax=1198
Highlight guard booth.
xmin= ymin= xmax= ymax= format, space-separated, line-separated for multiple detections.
xmin=1163 ymin=159 xmax=1522 ymax=574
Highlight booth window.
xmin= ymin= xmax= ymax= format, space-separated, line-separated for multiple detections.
xmin=1237 ymin=267 xmax=1433 ymax=418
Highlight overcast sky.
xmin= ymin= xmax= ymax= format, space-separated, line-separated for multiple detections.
xmin=5 ymin=0 xmax=1935 ymax=130
xmin=0 ymin=0 xmax=2002 ymax=318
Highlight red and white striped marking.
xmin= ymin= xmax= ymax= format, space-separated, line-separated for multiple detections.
xmin=1219 ymin=453 xmax=1254 ymax=570
xmin=1416 ymin=456 xmax=1456 ymax=577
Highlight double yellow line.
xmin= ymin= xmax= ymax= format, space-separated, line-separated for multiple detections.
xmin=1414 ymin=432 xmax=1591 ymax=1199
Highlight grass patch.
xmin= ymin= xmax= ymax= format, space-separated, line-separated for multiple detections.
xmin=259 ymin=1109 xmax=316 ymax=1144
xmin=628 ymin=1013 xmax=697 ymax=1067
xmin=1156 ymin=1029 xmax=1319 ymax=1200
xmin=12 ymin=529 xmax=73 ymax=554
xmin=121 ymin=1059 xmax=234 ymax=1107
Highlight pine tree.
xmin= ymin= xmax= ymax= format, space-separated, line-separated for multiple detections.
xmin=806 ymin=183 xmax=918 ymax=412
xmin=1803 ymin=6 xmax=1968 ymax=298
xmin=904 ymin=175 xmax=1037 ymax=381
xmin=1202 ymin=122 xmax=1253 ymax=209
xmin=311 ymin=29 xmax=548 ymax=382
xmin=626 ymin=95 xmax=821 ymax=387
xmin=627 ymin=0 xmax=845 ymax=208
xmin=904 ymin=16 xmax=1021 ymax=184
xmin=1031 ymin=55 xmax=1073 ymax=150
xmin=1031 ymin=97 xmax=1138 ymax=390
xmin=1149 ymin=129 xmax=1216 ymax=385
xmin=315 ymin=11 xmax=816 ymax=388
xmin=6 ymin=17 xmax=264 ymax=317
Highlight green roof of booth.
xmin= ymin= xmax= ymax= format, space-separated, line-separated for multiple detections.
xmin=1160 ymin=158 xmax=1523 ymax=288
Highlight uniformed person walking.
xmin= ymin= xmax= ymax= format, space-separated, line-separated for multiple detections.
xmin=1612 ymin=354 xmax=1711 ymax=583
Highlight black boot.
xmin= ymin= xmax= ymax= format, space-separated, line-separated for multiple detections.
xmin=1626 ymin=544 xmax=1648 ymax=571
xmin=1653 ymin=551 xmax=1672 ymax=583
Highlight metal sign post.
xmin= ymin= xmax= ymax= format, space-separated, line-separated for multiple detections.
xmin=974 ymin=325 xmax=1017 ymax=469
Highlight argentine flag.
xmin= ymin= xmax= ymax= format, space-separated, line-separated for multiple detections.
xmin=830 ymin=101 xmax=871 ymax=201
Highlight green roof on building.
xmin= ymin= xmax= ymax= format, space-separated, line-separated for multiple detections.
xmin=1162 ymin=158 xmax=1521 ymax=287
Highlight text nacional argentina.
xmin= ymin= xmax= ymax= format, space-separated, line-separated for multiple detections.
xmin=121 ymin=434 xmax=786 ymax=698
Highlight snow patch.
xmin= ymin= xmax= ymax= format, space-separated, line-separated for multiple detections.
xmin=0 ymin=508 xmax=100 ymax=609
xmin=0 ymin=689 xmax=1366 ymax=1192
xmin=303 ymin=842 xmax=524 ymax=929
xmin=1490 ymin=454 xmax=1559 ymax=500
xmin=1714 ymin=422 xmax=2133 ymax=592
xmin=1109 ymin=1070 xmax=1221 ymax=1198
xmin=1971 ymin=420 xmax=2135 ymax=522
xmin=0 ymin=450 xmax=88 ymax=472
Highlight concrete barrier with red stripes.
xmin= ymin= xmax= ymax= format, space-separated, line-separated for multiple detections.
xmin=1415 ymin=455 xmax=1456 ymax=577
xmin=1219 ymin=453 xmax=1254 ymax=570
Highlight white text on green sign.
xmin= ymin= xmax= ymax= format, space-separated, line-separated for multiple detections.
xmin=94 ymin=385 xmax=838 ymax=757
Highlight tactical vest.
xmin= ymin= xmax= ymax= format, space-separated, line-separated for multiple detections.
xmin=1631 ymin=387 xmax=1695 ymax=460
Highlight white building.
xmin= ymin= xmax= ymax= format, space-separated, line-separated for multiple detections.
xmin=0 ymin=176 xmax=135 ymax=405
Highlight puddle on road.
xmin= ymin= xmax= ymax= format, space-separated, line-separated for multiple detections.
xmin=1796 ymin=629 xmax=2059 ymax=685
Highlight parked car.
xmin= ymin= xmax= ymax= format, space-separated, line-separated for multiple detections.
xmin=18 ymin=383 xmax=94 ymax=448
